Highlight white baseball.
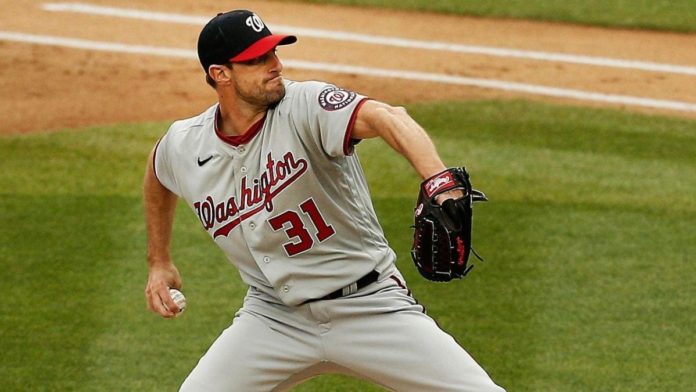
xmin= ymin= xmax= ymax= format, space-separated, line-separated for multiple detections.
xmin=168 ymin=288 xmax=187 ymax=314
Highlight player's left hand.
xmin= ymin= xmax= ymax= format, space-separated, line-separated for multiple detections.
xmin=411 ymin=167 xmax=487 ymax=282
xmin=434 ymin=189 xmax=465 ymax=205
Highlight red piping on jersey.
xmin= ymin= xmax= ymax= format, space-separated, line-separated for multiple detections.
xmin=389 ymin=275 xmax=426 ymax=314
xmin=343 ymin=98 xmax=370 ymax=156
xmin=389 ymin=275 xmax=411 ymax=296
xmin=215 ymin=106 xmax=266 ymax=146
xmin=152 ymin=138 xmax=163 ymax=183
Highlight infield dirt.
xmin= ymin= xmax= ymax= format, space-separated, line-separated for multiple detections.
xmin=1 ymin=0 xmax=695 ymax=134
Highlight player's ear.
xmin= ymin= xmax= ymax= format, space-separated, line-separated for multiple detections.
xmin=208 ymin=64 xmax=232 ymax=86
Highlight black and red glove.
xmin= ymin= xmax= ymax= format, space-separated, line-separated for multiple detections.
xmin=411 ymin=167 xmax=487 ymax=282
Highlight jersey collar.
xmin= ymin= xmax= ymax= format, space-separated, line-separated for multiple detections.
xmin=214 ymin=105 xmax=266 ymax=147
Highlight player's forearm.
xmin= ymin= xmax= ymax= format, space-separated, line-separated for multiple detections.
xmin=389 ymin=110 xmax=446 ymax=179
xmin=143 ymin=149 xmax=178 ymax=267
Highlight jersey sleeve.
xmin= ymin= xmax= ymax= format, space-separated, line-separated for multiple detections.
xmin=291 ymin=81 xmax=369 ymax=158
xmin=152 ymin=129 xmax=183 ymax=197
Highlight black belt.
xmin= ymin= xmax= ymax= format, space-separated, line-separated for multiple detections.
xmin=322 ymin=270 xmax=380 ymax=300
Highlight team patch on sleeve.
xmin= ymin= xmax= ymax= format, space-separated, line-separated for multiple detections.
xmin=318 ymin=87 xmax=357 ymax=111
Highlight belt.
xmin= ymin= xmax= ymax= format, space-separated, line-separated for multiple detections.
xmin=322 ymin=270 xmax=380 ymax=300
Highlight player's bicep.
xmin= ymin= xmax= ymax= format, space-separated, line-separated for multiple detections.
xmin=351 ymin=100 xmax=382 ymax=140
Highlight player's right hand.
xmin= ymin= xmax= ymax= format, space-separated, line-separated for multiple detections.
xmin=145 ymin=262 xmax=183 ymax=318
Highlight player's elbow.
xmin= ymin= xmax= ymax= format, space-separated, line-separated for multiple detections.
xmin=354 ymin=101 xmax=413 ymax=140
xmin=375 ymin=103 xmax=408 ymax=118
xmin=371 ymin=103 xmax=411 ymax=129
xmin=392 ymin=105 xmax=408 ymax=115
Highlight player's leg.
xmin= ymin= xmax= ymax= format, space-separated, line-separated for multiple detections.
xmin=322 ymin=274 xmax=506 ymax=392
xmin=179 ymin=299 xmax=322 ymax=392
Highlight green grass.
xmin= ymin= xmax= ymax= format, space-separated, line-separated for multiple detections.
xmin=295 ymin=0 xmax=696 ymax=33
xmin=1 ymin=100 xmax=695 ymax=391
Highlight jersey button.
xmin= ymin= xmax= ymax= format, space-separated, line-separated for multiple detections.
xmin=263 ymin=256 xmax=270 ymax=263
xmin=241 ymin=166 xmax=247 ymax=173
xmin=249 ymin=222 xmax=256 ymax=230
xmin=282 ymin=285 xmax=290 ymax=293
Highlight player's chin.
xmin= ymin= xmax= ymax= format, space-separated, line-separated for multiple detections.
xmin=265 ymin=83 xmax=286 ymax=105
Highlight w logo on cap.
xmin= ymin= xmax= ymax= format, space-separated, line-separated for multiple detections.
xmin=198 ymin=10 xmax=296 ymax=69
xmin=246 ymin=14 xmax=265 ymax=32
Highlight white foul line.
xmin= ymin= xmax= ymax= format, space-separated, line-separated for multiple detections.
xmin=0 ymin=31 xmax=194 ymax=58
xmin=2 ymin=31 xmax=695 ymax=113
xmin=41 ymin=2 xmax=696 ymax=76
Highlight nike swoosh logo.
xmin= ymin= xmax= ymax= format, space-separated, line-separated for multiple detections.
xmin=197 ymin=155 xmax=214 ymax=167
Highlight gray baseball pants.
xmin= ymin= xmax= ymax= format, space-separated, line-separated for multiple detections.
xmin=180 ymin=269 xmax=505 ymax=391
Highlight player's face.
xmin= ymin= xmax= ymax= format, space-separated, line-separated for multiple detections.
xmin=230 ymin=49 xmax=286 ymax=107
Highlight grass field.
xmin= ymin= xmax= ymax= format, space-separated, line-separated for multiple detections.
xmin=296 ymin=0 xmax=696 ymax=32
xmin=1 ymin=99 xmax=695 ymax=391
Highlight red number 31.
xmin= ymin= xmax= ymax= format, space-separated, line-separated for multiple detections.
xmin=267 ymin=198 xmax=336 ymax=256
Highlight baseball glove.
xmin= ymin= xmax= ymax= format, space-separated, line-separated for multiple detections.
xmin=411 ymin=167 xmax=487 ymax=282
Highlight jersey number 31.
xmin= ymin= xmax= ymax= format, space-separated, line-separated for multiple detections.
xmin=267 ymin=198 xmax=336 ymax=257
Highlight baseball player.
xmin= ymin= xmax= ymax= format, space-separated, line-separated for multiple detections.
xmin=144 ymin=9 xmax=505 ymax=392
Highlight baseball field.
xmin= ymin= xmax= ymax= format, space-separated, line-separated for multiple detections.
xmin=1 ymin=1 xmax=695 ymax=391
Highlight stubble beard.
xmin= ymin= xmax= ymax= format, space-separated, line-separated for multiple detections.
xmin=264 ymin=81 xmax=286 ymax=107
xmin=238 ymin=78 xmax=286 ymax=108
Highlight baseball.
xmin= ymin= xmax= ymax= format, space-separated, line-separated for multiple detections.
xmin=168 ymin=288 xmax=187 ymax=315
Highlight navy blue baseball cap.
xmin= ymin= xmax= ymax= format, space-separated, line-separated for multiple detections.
xmin=197 ymin=10 xmax=297 ymax=71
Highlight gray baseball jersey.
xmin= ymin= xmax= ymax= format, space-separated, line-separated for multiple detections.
xmin=154 ymin=80 xmax=395 ymax=305
xmin=156 ymin=79 xmax=505 ymax=392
